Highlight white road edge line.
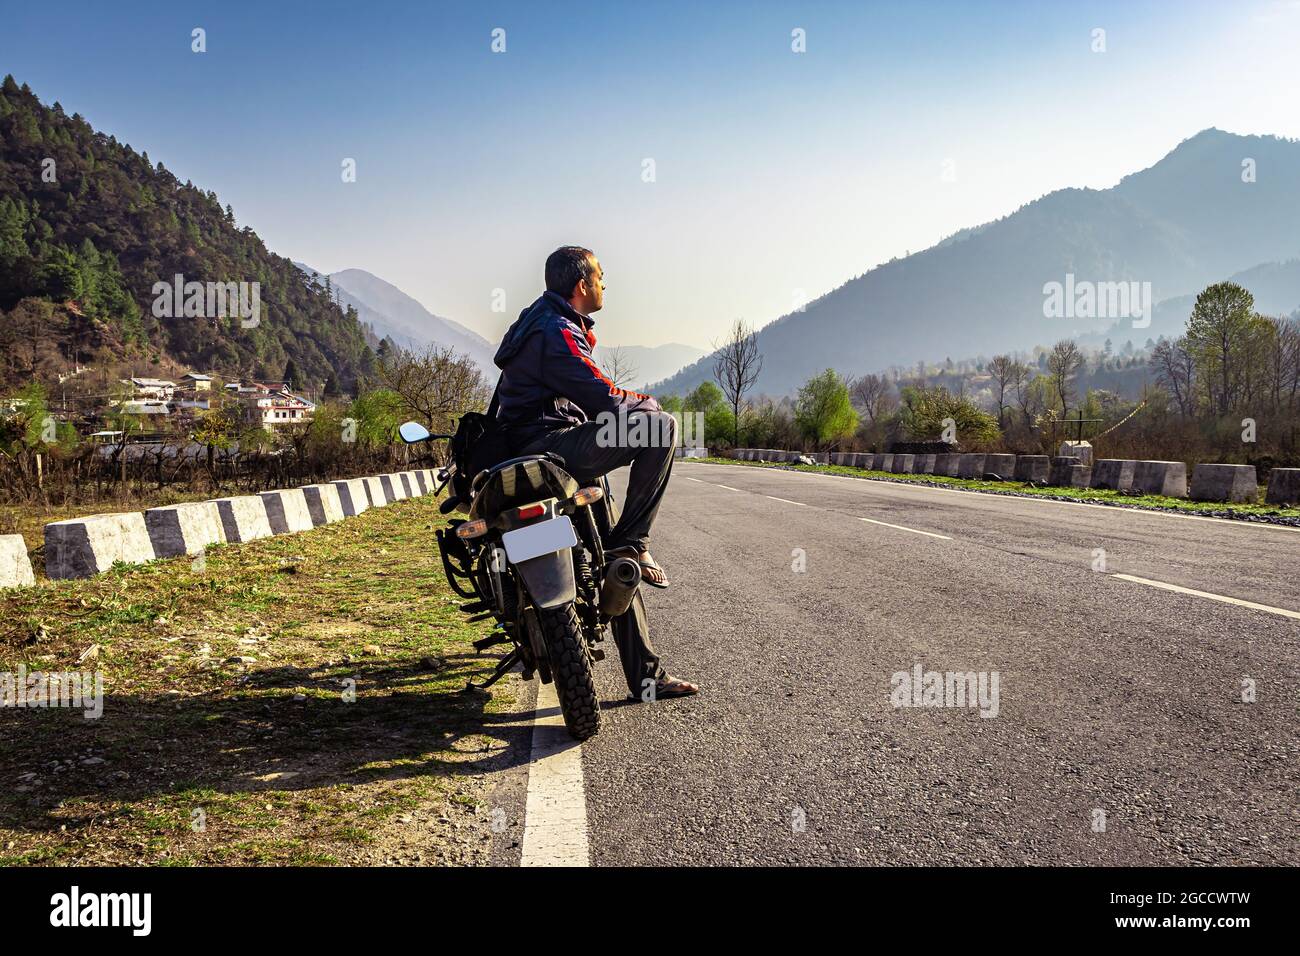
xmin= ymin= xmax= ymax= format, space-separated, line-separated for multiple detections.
xmin=857 ymin=516 xmax=952 ymax=540
xmin=765 ymin=494 xmax=807 ymax=505
xmin=520 ymin=680 xmax=589 ymax=867
xmin=1112 ymin=573 xmax=1300 ymax=620
xmin=682 ymin=462 xmax=1300 ymax=534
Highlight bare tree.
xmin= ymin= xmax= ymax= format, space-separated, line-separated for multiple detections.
xmin=849 ymin=372 xmax=895 ymax=423
xmin=987 ymin=355 xmax=1016 ymax=428
xmin=1006 ymin=359 xmax=1031 ymax=425
xmin=1150 ymin=336 xmax=1196 ymax=417
xmin=1047 ymin=339 xmax=1084 ymax=416
xmin=598 ymin=346 xmax=639 ymax=389
xmin=712 ymin=319 xmax=764 ymax=447
xmin=378 ymin=345 xmax=490 ymax=433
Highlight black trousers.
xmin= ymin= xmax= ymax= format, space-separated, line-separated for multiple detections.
xmin=517 ymin=410 xmax=677 ymax=553
xmin=518 ymin=410 xmax=677 ymax=694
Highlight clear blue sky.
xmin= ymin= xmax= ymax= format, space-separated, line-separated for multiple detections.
xmin=4 ymin=0 xmax=1297 ymax=348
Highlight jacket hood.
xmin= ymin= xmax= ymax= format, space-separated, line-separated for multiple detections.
xmin=493 ymin=291 xmax=594 ymax=369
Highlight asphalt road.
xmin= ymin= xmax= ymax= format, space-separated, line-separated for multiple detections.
xmin=551 ymin=460 xmax=1299 ymax=866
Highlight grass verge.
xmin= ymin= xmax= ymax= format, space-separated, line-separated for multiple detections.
xmin=0 ymin=496 xmax=523 ymax=866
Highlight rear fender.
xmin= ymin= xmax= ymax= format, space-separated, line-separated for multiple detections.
xmin=514 ymin=549 xmax=577 ymax=610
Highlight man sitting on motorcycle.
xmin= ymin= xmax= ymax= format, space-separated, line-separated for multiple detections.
xmin=491 ymin=246 xmax=698 ymax=700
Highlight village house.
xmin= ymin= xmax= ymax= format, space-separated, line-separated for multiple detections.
xmin=225 ymin=381 xmax=316 ymax=429
xmin=125 ymin=377 xmax=177 ymax=401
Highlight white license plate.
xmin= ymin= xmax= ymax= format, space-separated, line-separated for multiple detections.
xmin=501 ymin=515 xmax=578 ymax=564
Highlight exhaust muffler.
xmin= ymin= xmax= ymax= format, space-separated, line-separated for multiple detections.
xmin=598 ymin=556 xmax=642 ymax=617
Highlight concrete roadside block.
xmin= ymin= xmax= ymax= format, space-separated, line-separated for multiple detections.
xmin=364 ymin=476 xmax=389 ymax=507
xmin=214 ymin=495 xmax=274 ymax=543
xmin=381 ymin=474 xmax=408 ymax=501
xmin=876 ymin=454 xmax=893 ymax=472
xmin=46 ymin=512 xmax=157 ymax=579
xmin=958 ymin=454 xmax=986 ymax=479
xmin=1132 ymin=460 xmax=1188 ymax=497
xmin=933 ymin=453 xmax=961 ymax=477
xmin=1091 ymin=459 xmax=1137 ymax=492
xmin=144 ymin=502 xmax=227 ymax=558
xmin=891 ymin=454 xmax=915 ymax=474
xmin=983 ymin=454 xmax=1016 ymax=480
xmin=912 ymin=454 xmax=936 ymax=474
xmin=1059 ymin=440 xmax=1093 ymax=467
xmin=303 ymin=484 xmax=346 ymax=525
xmin=259 ymin=489 xmax=315 ymax=535
xmin=1190 ymin=464 xmax=1258 ymax=503
xmin=1266 ymin=468 xmax=1300 ymax=506
xmin=399 ymin=473 xmax=416 ymax=497
xmin=1014 ymin=455 xmax=1049 ymax=483
xmin=0 ymin=535 xmax=35 ymax=588
xmin=407 ymin=470 xmax=428 ymax=494
xmin=853 ymin=453 xmax=872 ymax=468
xmin=332 ymin=479 xmax=371 ymax=517
xmin=1049 ymin=457 xmax=1080 ymax=487
xmin=1064 ymin=464 xmax=1092 ymax=488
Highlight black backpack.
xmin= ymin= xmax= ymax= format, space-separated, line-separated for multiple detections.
xmin=447 ymin=383 xmax=513 ymax=507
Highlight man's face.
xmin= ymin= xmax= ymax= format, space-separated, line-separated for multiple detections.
xmin=576 ymin=257 xmax=605 ymax=313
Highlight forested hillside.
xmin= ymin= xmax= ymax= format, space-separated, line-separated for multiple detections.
xmin=0 ymin=76 xmax=376 ymax=393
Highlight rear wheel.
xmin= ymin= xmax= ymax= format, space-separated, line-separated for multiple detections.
xmin=537 ymin=603 xmax=601 ymax=740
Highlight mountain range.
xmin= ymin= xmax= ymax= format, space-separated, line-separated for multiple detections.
xmin=654 ymin=129 xmax=1300 ymax=397
xmin=6 ymin=75 xmax=1295 ymax=405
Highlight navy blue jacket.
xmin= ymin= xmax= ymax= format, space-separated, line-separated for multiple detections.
xmin=493 ymin=291 xmax=660 ymax=445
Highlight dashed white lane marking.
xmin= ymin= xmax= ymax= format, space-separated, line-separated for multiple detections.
xmin=715 ymin=484 xmax=743 ymax=492
xmin=764 ymin=494 xmax=807 ymax=506
xmin=681 ymin=476 xmax=705 ymax=482
xmin=857 ymin=516 xmax=952 ymax=540
xmin=520 ymin=680 xmax=589 ymax=867
xmin=1111 ymin=573 xmax=1300 ymax=620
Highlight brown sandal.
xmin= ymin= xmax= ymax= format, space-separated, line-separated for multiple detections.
xmin=629 ymin=674 xmax=700 ymax=702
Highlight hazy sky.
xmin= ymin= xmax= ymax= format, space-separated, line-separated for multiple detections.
xmin=4 ymin=0 xmax=1299 ymax=348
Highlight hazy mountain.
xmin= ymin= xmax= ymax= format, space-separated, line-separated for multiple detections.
xmin=294 ymin=264 xmax=496 ymax=373
xmin=592 ymin=343 xmax=708 ymax=391
xmin=654 ymin=129 xmax=1300 ymax=397
xmin=294 ymin=265 xmax=707 ymax=387
xmin=1089 ymin=258 xmax=1300 ymax=349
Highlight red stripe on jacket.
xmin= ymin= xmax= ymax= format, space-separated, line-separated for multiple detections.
xmin=560 ymin=326 xmax=651 ymax=401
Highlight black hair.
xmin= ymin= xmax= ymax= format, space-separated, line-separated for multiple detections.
xmin=545 ymin=246 xmax=596 ymax=297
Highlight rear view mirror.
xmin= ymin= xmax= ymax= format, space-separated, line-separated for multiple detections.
xmin=399 ymin=421 xmax=432 ymax=444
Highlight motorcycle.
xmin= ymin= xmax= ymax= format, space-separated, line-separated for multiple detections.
xmin=398 ymin=420 xmax=642 ymax=740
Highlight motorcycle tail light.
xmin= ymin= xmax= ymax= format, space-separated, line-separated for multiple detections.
xmin=573 ymin=486 xmax=604 ymax=507
xmin=456 ymin=519 xmax=488 ymax=539
xmin=516 ymin=503 xmax=546 ymax=520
